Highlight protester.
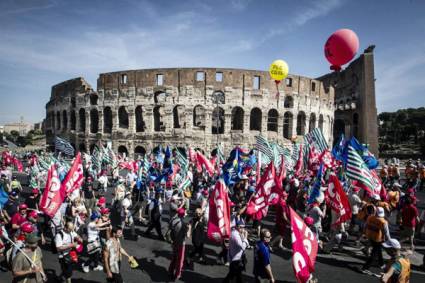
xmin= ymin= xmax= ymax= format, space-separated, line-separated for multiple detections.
xmin=144 ymin=189 xmax=165 ymax=240
xmin=253 ymin=228 xmax=275 ymax=283
xmin=381 ymin=239 xmax=411 ymax=283
xmin=224 ymin=219 xmax=249 ymax=283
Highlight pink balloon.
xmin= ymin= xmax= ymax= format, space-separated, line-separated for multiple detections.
xmin=324 ymin=29 xmax=359 ymax=71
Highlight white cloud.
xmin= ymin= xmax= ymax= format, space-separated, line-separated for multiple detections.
xmin=230 ymin=0 xmax=252 ymax=11
xmin=0 ymin=0 xmax=58 ymax=16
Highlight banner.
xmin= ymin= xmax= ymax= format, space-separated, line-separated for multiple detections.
xmin=207 ymin=179 xmax=231 ymax=242
xmin=61 ymin=152 xmax=84 ymax=195
xmin=290 ymin=207 xmax=318 ymax=283
xmin=246 ymin=162 xmax=276 ymax=220
xmin=327 ymin=174 xmax=352 ymax=226
xmin=39 ymin=164 xmax=64 ymax=217
xmin=196 ymin=151 xmax=215 ymax=177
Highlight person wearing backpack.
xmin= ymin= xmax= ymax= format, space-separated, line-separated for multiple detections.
xmin=55 ymin=221 xmax=83 ymax=283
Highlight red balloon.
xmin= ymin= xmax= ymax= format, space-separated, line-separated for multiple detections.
xmin=324 ymin=29 xmax=359 ymax=71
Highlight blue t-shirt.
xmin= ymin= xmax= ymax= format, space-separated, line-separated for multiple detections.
xmin=253 ymin=240 xmax=271 ymax=278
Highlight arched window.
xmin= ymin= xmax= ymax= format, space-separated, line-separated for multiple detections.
xmin=231 ymin=107 xmax=244 ymax=131
xmin=319 ymin=114 xmax=324 ymax=131
xmin=118 ymin=106 xmax=129 ymax=129
xmin=211 ymin=107 xmax=225 ymax=134
xmin=284 ymin=96 xmax=294 ymax=108
xmin=70 ymin=110 xmax=76 ymax=130
xmin=193 ymin=105 xmax=205 ymax=128
xmin=135 ymin=106 xmax=145 ymax=132
xmin=250 ymin=108 xmax=262 ymax=131
xmin=267 ymin=109 xmax=278 ymax=132
xmin=62 ymin=110 xmax=68 ymax=130
xmin=79 ymin=109 xmax=86 ymax=132
xmin=309 ymin=113 xmax=316 ymax=133
xmin=90 ymin=94 xmax=98 ymax=105
xmin=283 ymin=112 xmax=293 ymax=139
xmin=173 ymin=105 xmax=185 ymax=129
xmin=134 ymin=146 xmax=146 ymax=158
xmin=118 ymin=146 xmax=128 ymax=157
xmin=154 ymin=106 xmax=165 ymax=132
xmin=56 ymin=111 xmax=61 ymax=130
xmin=296 ymin=111 xmax=306 ymax=135
xmin=90 ymin=109 xmax=99 ymax=133
xmin=103 ymin=107 xmax=112 ymax=134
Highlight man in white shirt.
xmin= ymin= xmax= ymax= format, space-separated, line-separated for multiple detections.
xmin=55 ymin=221 xmax=83 ymax=283
xmin=224 ymin=220 xmax=249 ymax=283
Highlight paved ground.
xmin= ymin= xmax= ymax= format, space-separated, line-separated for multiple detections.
xmin=0 ymin=174 xmax=425 ymax=282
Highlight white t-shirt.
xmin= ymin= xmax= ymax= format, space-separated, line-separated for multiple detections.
xmin=121 ymin=198 xmax=131 ymax=210
xmin=55 ymin=231 xmax=78 ymax=257
xmin=87 ymin=222 xmax=99 ymax=242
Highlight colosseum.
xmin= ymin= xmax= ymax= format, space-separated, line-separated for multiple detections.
xmin=45 ymin=46 xmax=378 ymax=157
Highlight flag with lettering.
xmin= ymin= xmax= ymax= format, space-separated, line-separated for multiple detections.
xmin=39 ymin=164 xmax=65 ymax=217
xmin=61 ymin=152 xmax=84 ymax=195
xmin=207 ymin=179 xmax=231 ymax=242
xmin=327 ymin=174 xmax=352 ymax=226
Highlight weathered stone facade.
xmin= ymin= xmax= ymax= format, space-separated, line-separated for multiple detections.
xmin=45 ymin=67 xmax=336 ymax=157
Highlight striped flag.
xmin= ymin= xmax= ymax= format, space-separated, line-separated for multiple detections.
xmin=54 ymin=136 xmax=75 ymax=156
xmin=175 ymin=149 xmax=188 ymax=175
xmin=303 ymin=128 xmax=328 ymax=153
xmin=217 ymin=145 xmax=225 ymax=165
xmin=345 ymin=145 xmax=374 ymax=192
xmin=178 ymin=176 xmax=191 ymax=191
xmin=255 ymin=135 xmax=273 ymax=165
xmin=91 ymin=145 xmax=102 ymax=171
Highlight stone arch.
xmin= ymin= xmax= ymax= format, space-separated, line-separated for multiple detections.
xmin=212 ymin=106 xmax=225 ymax=134
xmin=118 ymin=106 xmax=129 ymax=129
xmin=296 ymin=111 xmax=306 ymax=135
xmin=134 ymin=146 xmax=146 ymax=157
xmin=213 ymin=91 xmax=225 ymax=104
xmin=231 ymin=106 xmax=244 ymax=131
xmin=319 ymin=114 xmax=324 ymax=132
xmin=62 ymin=110 xmax=68 ymax=130
xmin=153 ymin=106 xmax=165 ymax=132
xmin=284 ymin=96 xmax=294 ymax=108
xmin=250 ymin=108 xmax=262 ymax=131
xmin=103 ymin=107 xmax=112 ymax=134
xmin=309 ymin=113 xmax=316 ymax=133
xmin=118 ymin=145 xmax=128 ymax=157
xmin=353 ymin=113 xmax=359 ymax=138
xmin=173 ymin=105 xmax=185 ymax=129
xmin=135 ymin=106 xmax=145 ymax=132
xmin=70 ymin=110 xmax=76 ymax=130
xmin=56 ymin=111 xmax=61 ymax=130
xmin=267 ymin=109 xmax=278 ymax=132
xmin=154 ymin=91 xmax=168 ymax=104
xmin=193 ymin=105 xmax=206 ymax=128
xmin=283 ymin=112 xmax=293 ymax=139
xmin=90 ymin=109 xmax=99 ymax=133
xmin=90 ymin=94 xmax=98 ymax=105
xmin=79 ymin=108 xmax=86 ymax=132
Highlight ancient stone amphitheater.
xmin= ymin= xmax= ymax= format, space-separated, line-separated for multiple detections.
xmin=45 ymin=67 xmax=336 ymax=157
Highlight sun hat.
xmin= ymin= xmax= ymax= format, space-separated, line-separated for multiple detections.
xmin=382 ymin=238 xmax=401 ymax=249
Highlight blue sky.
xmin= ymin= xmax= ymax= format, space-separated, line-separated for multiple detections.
xmin=1 ymin=0 xmax=424 ymax=124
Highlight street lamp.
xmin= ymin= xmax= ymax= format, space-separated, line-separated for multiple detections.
xmin=212 ymin=91 xmax=225 ymax=151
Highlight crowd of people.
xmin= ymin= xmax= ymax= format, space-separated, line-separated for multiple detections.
xmin=0 ymin=147 xmax=424 ymax=283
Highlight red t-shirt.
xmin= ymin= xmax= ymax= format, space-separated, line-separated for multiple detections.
xmin=10 ymin=213 xmax=26 ymax=228
xmin=402 ymin=204 xmax=419 ymax=227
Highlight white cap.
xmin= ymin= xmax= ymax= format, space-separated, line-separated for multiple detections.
xmin=382 ymin=238 xmax=401 ymax=249
xmin=376 ymin=206 xmax=385 ymax=217
xmin=293 ymin=179 xmax=300 ymax=187
xmin=372 ymin=194 xmax=381 ymax=201
xmin=315 ymin=192 xmax=325 ymax=204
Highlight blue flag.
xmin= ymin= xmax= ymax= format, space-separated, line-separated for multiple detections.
xmin=308 ymin=163 xmax=324 ymax=204
xmin=0 ymin=184 xmax=8 ymax=209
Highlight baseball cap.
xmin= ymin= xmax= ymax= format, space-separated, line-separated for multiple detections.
xmin=100 ymin=208 xmax=110 ymax=215
xmin=371 ymin=194 xmax=381 ymax=201
xmin=177 ymin=207 xmax=185 ymax=217
xmin=32 ymin=188 xmax=40 ymax=195
xmin=25 ymin=233 xmax=40 ymax=246
xmin=382 ymin=238 xmax=401 ymax=249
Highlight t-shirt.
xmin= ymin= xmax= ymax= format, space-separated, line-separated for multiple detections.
xmin=349 ymin=193 xmax=362 ymax=215
xmin=11 ymin=213 xmax=27 ymax=228
xmin=54 ymin=231 xmax=78 ymax=258
xmin=87 ymin=222 xmax=99 ymax=242
xmin=25 ymin=197 xmax=39 ymax=210
xmin=253 ymin=240 xmax=271 ymax=278
xmin=308 ymin=205 xmax=324 ymax=228
xmin=402 ymin=204 xmax=419 ymax=227
xmin=12 ymin=247 xmax=43 ymax=283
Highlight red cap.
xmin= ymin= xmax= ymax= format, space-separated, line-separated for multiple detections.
xmin=20 ymin=222 xmax=34 ymax=233
xmin=28 ymin=211 xmax=38 ymax=219
xmin=177 ymin=207 xmax=185 ymax=217
xmin=97 ymin=197 xmax=106 ymax=206
xmin=304 ymin=216 xmax=314 ymax=226
xmin=19 ymin=204 xmax=28 ymax=211
xmin=32 ymin=188 xmax=39 ymax=195
xmin=100 ymin=207 xmax=110 ymax=215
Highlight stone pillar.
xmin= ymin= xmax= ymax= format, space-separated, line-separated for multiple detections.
xmin=98 ymin=110 xmax=104 ymax=134
xmin=261 ymin=112 xmax=267 ymax=133
xmin=128 ymin=108 xmax=135 ymax=133
xmin=292 ymin=115 xmax=298 ymax=137
xmin=85 ymin=110 xmax=90 ymax=136
xmin=144 ymin=106 xmax=153 ymax=133
xmin=277 ymin=113 xmax=284 ymax=138
xmin=224 ymin=111 xmax=231 ymax=134
xmin=112 ymin=109 xmax=118 ymax=132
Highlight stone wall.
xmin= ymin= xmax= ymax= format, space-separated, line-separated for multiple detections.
xmin=46 ymin=68 xmax=335 ymax=157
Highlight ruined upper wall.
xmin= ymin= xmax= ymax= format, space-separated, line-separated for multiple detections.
xmin=50 ymin=77 xmax=93 ymax=100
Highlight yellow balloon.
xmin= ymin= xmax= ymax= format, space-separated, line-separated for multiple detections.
xmin=269 ymin=59 xmax=289 ymax=81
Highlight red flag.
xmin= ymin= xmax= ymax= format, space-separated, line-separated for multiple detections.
xmin=39 ymin=164 xmax=65 ymax=217
xmin=371 ymin=169 xmax=387 ymax=200
xmin=290 ymin=207 xmax=318 ymax=283
xmin=207 ymin=179 xmax=231 ymax=242
xmin=294 ymin=144 xmax=303 ymax=177
xmin=188 ymin=148 xmax=196 ymax=163
xmin=196 ymin=151 xmax=214 ymax=177
xmin=327 ymin=174 xmax=352 ymax=226
xmin=307 ymin=146 xmax=320 ymax=172
xmin=62 ymin=152 xmax=84 ymax=195
xmin=12 ymin=157 xmax=23 ymax=172
xmin=2 ymin=151 xmax=12 ymax=166
xmin=274 ymin=155 xmax=287 ymax=193
xmin=318 ymin=149 xmax=338 ymax=170
xmin=246 ymin=162 xmax=276 ymax=220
